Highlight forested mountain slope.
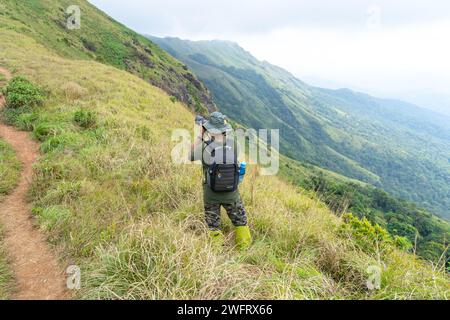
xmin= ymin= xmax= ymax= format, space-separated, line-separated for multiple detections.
xmin=149 ymin=36 xmax=450 ymax=220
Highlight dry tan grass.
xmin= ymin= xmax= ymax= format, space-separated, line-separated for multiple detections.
xmin=61 ymin=82 xmax=87 ymax=101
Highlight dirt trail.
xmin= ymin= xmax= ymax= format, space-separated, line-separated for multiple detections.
xmin=0 ymin=67 xmax=69 ymax=300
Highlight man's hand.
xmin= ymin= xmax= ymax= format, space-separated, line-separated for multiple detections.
xmin=193 ymin=127 xmax=204 ymax=146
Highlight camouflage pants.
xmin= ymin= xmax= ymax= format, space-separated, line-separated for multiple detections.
xmin=204 ymin=201 xmax=248 ymax=230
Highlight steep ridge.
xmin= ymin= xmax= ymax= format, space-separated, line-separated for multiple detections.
xmin=0 ymin=0 xmax=216 ymax=113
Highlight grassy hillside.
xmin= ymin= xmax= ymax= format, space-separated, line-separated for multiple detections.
xmin=0 ymin=0 xmax=216 ymax=113
xmin=0 ymin=139 xmax=21 ymax=299
xmin=0 ymin=25 xmax=448 ymax=300
xmin=149 ymin=37 xmax=450 ymax=220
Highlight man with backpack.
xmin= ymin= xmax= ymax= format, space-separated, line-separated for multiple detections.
xmin=189 ymin=111 xmax=252 ymax=249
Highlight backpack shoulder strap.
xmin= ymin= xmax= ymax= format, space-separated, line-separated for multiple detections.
xmin=225 ymin=137 xmax=238 ymax=164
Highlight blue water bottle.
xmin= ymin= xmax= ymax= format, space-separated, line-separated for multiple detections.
xmin=239 ymin=162 xmax=247 ymax=184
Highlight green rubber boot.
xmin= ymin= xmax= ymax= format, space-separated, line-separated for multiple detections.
xmin=235 ymin=226 xmax=252 ymax=250
xmin=209 ymin=230 xmax=225 ymax=248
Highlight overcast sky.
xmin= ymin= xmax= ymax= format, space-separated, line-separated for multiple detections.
xmin=89 ymin=0 xmax=450 ymax=115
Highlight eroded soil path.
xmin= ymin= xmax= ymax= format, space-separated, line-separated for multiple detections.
xmin=0 ymin=67 xmax=69 ymax=300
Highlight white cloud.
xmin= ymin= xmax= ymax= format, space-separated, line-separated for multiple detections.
xmin=89 ymin=0 xmax=450 ymax=35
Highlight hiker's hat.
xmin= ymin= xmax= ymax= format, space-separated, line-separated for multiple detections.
xmin=203 ymin=111 xmax=232 ymax=134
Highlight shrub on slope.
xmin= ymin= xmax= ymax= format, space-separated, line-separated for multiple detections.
xmin=2 ymin=76 xmax=44 ymax=109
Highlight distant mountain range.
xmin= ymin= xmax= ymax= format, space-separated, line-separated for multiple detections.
xmin=149 ymin=36 xmax=450 ymax=220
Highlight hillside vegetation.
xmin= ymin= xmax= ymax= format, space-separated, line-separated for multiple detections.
xmin=0 ymin=25 xmax=448 ymax=300
xmin=150 ymin=37 xmax=450 ymax=220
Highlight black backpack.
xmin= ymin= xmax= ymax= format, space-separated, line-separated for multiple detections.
xmin=203 ymin=139 xmax=239 ymax=192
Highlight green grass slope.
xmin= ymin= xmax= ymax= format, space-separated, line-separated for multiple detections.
xmin=0 ymin=26 xmax=448 ymax=299
xmin=0 ymin=0 xmax=215 ymax=113
xmin=0 ymin=139 xmax=21 ymax=299
xmin=149 ymin=37 xmax=450 ymax=220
